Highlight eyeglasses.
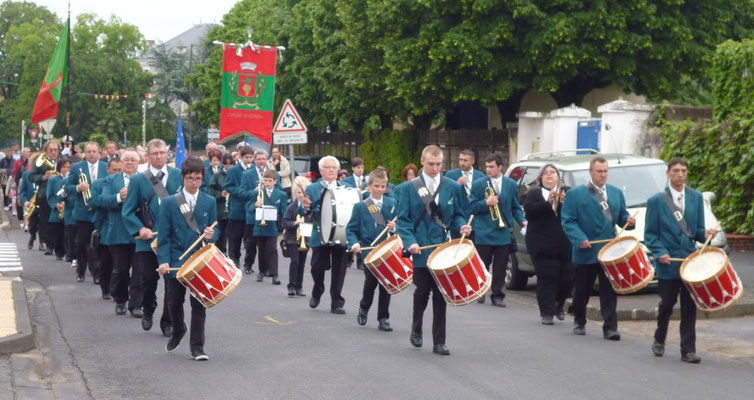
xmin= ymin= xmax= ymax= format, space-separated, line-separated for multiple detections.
xmin=184 ymin=176 xmax=203 ymax=182
xmin=149 ymin=151 xmax=167 ymax=156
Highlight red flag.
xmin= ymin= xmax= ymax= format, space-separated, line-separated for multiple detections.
xmin=31 ymin=18 xmax=69 ymax=124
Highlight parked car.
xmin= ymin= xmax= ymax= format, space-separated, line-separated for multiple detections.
xmin=293 ymin=155 xmax=351 ymax=181
xmin=503 ymin=150 xmax=729 ymax=290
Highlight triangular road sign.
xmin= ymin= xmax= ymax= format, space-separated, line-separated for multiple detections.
xmin=273 ymin=99 xmax=307 ymax=133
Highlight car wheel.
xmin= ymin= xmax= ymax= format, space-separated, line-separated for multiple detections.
xmin=505 ymin=253 xmax=528 ymax=290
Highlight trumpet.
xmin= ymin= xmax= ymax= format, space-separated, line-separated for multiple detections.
xmin=79 ymin=170 xmax=91 ymax=207
xmin=24 ymin=188 xmax=39 ymax=219
xmin=35 ymin=153 xmax=55 ymax=169
xmin=257 ymin=183 xmax=267 ymax=226
xmin=296 ymin=215 xmax=307 ymax=251
xmin=485 ymin=182 xmax=505 ymax=229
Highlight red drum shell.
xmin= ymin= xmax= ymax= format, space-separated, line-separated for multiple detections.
xmin=363 ymin=235 xmax=413 ymax=294
xmin=680 ymin=248 xmax=743 ymax=313
xmin=177 ymin=244 xmax=242 ymax=308
xmin=427 ymin=239 xmax=491 ymax=306
xmin=597 ymin=237 xmax=654 ymax=294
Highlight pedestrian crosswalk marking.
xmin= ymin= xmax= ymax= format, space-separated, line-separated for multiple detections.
xmin=0 ymin=267 xmax=22 ymax=272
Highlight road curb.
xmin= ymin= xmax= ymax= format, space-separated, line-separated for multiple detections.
xmin=564 ymin=299 xmax=754 ymax=322
xmin=0 ymin=278 xmax=35 ymax=355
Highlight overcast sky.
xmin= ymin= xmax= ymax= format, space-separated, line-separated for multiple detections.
xmin=32 ymin=0 xmax=239 ymax=42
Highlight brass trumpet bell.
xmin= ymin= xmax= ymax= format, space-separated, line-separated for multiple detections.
xmin=485 ymin=184 xmax=506 ymax=229
xmin=36 ymin=153 xmax=55 ymax=169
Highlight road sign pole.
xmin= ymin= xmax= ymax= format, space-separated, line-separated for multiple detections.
xmin=289 ymin=144 xmax=295 ymax=184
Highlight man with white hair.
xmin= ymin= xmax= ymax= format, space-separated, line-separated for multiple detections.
xmin=301 ymin=156 xmax=348 ymax=314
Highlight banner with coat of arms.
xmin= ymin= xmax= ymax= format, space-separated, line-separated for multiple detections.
xmin=219 ymin=44 xmax=277 ymax=144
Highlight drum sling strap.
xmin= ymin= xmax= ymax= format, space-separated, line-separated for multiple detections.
xmin=587 ymin=183 xmax=614 ymax=224
xmin=174 ymin=192 xmax=201 ymax=236
xmin=411 ymin=176 xmax=447 ymax=232
xmin=144 ymin=169 xmax=170 ymax=201
xmin=661 ymin=191 xmax=693 ymax=239
xmin=363 ymin=198 xmax=386 ymax=227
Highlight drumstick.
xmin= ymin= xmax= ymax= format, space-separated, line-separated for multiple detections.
xmin=588 ymin=238 xmax=614 ymax=245
xmin=155 ymin=267 xmax=181 ymax=272
xmin=133 ymin=231 xmax=158 ymax=239
xmin=615 ymin=211 xmax=639 ymax=238
xmin=346 ymin=245 xmax=378 ymax=253
xmin=370 ymin=217 xmax=397 ymax=246
xmin=178 ymin=221 xmax=218 ymax=261
xmin=587 ymin=212 xmax=638 ymax=246
xmin=668 ymin=258 xmax=687 ymax=262
xmin=418 ymin=243 xmax=443 ymax=251
xmin=453 ymin=215 xmax=474 ymax=257
xmin=699 ymin=222 xmax=721 ymax=253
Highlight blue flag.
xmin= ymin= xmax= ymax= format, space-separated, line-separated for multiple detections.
xmin=174 ymin=117 xmax=187 ymax=168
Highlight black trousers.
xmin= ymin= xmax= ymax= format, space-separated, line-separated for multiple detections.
xmin=286 ymin=245 xmax=307 ymax=290
xmin=16 ymin=202 xmax=24 ymax=221
xmin=133 ymin=251 xmax=170 ymax=329
xmin=243 ymin=224 xmax=258 ymax=270
xmin=75 ymin=221 xmax=95 ymax=278
xmin=532 ymin=250 xmax=573 ymax=317
xmin=412 ymin=268 xmax=446 ymax=346
xmin=47 ymin=221 xmax=66 ymax=258
xmin=257 ymin=236 xmax=278 ymax=276
xmin=572 ymin=263 xmax=618 ymax=332
xmin=110 ymin=244 xmax=137 ymax=309
xmin=311 ymin=245 xmax=346 ymax=309
xmin=216 ymin=219 xmax=229 ymax=254
xmin=97 ymin=244 xmax=113 ymax=296
xmin=64 ymin=224 xmax=76 ymax=261
xmin=38 ymin=199 xmax=52 ymax=246
xmin=477 ymin=244 xmax=511 ymax=300
xmin=166 ymin=278 xmax=205 ymax=352
xmin=226 ymin=219 xmax=245 ymax=265
xmin=360 ymin=267 xmax=391 ymax=321
xmin=654 ymin=279 xmax=697 ymax=355
xmin=28 ymin=207 xmax=39 ymax=242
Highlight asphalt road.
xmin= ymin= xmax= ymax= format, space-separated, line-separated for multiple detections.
xmin=2 ymin=225 xmax=753 ymax=400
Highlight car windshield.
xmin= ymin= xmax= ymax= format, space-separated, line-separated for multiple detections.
xmin=563 ymin=164 xmax=667 ymax=207
xmin=293 ymin=158 xmax=309 ymax=173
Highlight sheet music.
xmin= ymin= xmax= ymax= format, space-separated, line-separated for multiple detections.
xmin=255 ymin=205 xmax=278 ymax=221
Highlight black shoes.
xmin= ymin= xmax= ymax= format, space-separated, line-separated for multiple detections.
xmin=309 ymin=296 xmax=320 ymax=309
xmin=191 ymin=349 xmax=209 ymax=361
xmin=288 ymin=288 xmax=296 ymax=297
xmin=131 ymin=307 xmax=144 ymax=318
xmin=271 ymin=276 xmax=281 ymax=285
xmin=410 ymin=332 xmax=422 ymax=348
xmin=573 ymin=325 xmax=586 ymax=335
xmin=244 ymin=267 xmax=252 ymax=275
xmin=378 ymin=319 xmax=392 ymax=332
xmin=76 ymin=275 xmax=85 ymax=282
xmin=93 ymin=277 xmax=100 ymax=285
xmin=357 ymin=308 xmax=368 ymax=326
xmin=296 ymin=289 xmax=306 ymax=297
xmin=256 ymin=273 xmax=264 ymax=282
xmin=432 ymin=344 xmax=450 ymax=355
xmin=681 ymin=352 xmax=701 ymax=364
xmin=541 ymin=316 xmax=554 ymax=325
xmin=166 ymin=326 xmax=186 ymax=353
xmin=27 ymin=239 xmax=33 ymax=250
xmin=652 ymin=341 xmax=665 ymax=357
xmin=477 ymin=296 xmax=485 ymax=304
xmin=162 ymin=324 xmax=173 ymax=338
xmin=39 ymin=243 xmax=46 ymax=251
xmin=491 ymin=298 xmax=506 ymax=308
xmin=142 ymin=314 xmax=153 ymax=331
xmin=555 ymin=309 xmax=566 ymax=321
xmin=604 ymin=330 xmax=621 ymax=341
xmin=331 ymin=307 xmax=346 ymax=315
xmin=115 ymin=303 xmax=127 ymax=315
xmin=44 ymin=249 xmax=53 ymax=255
xmin=101 ymin=293 xmax=112 ymax=300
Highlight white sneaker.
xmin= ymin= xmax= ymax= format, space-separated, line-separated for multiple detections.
xmin=71 ymin=260 xmax=78 ymax=268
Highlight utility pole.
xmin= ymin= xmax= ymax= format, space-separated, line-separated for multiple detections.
xmin=142 ymin=98 xmax=146 ymax=148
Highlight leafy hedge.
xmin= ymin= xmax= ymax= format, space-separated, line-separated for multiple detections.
xmin=712 ymin=39 xmax=754 ymax=121
xmin=360 ymin=129 xmax=421 ymax=185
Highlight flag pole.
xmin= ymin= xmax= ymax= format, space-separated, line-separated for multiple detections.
xmin=65 ymin=2 xmax=72 ymax=140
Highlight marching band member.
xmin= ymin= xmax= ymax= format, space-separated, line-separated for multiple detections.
xmin=645 ymin=158 xmax=717 ymax=363
xmin=469 ymin=153 xmax=526 ymax=307
xmin=342 ymin=157 xmax=367 ymax=191
xmin=445 ymin=149 xmax=485 ymax=217
xmin=29 ymin=140 xmax=61 ymax=252
xmin=122 ymin=139 xmax=182 ymax=336
xmin=282 ymin=177 xmax=312 ymax=297
xmin=102 ymin=150 xmax=139 ymax=316
xmin=248 ymin=169 xmax=287 ymax=284
xmin=347 ymin=169 xmax=397 ymax=331
xmin=523 ymin=164 xmax=573 ymax=325
xmin=561 ymin=156 xmax=635 ymax=340
xmin=223 ymin=146 xmax=255 ymax=271
xmin=157 ymin=156 xmax=218 ymax=361
xmin=300 ymin=156 xmax=349 ymax=314
xmin=90 ymin=159 xmax=120 ymax=299
xmin=61 ymin=160 xmax=78 ymax=266
xmin=207 ymin=153 xmax=233 ymax=254
xmin=45 ymin=159 xmax=71 ymax=260
xmin=396 ymin=145 xmax=470 ymax=355
xmin=66 ymin=142 xmax=108 ymax=283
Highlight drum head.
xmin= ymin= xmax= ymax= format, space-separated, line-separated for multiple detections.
xmin=599 ymin=237 xmax=638 ymax=263
xmin=364 ymin=235 xmax=402 ymax=265
xmin=177 ymin=243 xmax=216 ymax=280
xmin=320 ymin=189 xmax=335 ymax=243
xmin=427 ymin=239 xmax=473 ymax=273
xmin=681 ymin=249 xmax=727 ymax=283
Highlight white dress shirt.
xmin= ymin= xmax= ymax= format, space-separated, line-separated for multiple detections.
xmin=182 ymin=189 xmax=197 ymax=211
xmin=421 ymin=172 xmax=440 ymax=204
xmin=669 ymin=185 xmax=686 ymax=211
xmin=87 ymin=161 xmax=98 ymax=181
xmin=590 ymin=179 xmax=607 ymax=201
xmin=149 ymin=165 xmax=169 ymax=187
xmin=116 ymin=173 xmax=134 ymax=203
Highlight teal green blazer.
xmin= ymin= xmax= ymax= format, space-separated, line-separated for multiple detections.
xmin=89 ymin=177 xmax=110 ymax=244
xmin=247 ymin=187 xmax=288 ymax=236
xmin=469 ymin=176 xmax=525 ymax=246
xmin=45 ymin=175 xmax=64 ymax=223
xmin=66 ymin=160 xmax=108 ymax=222
xmin=223 ymin=164 xmax=251 ymax=221
xmin=100 ymin=173 xmax=135 ymax=246
xmin=445 ymin=167 xmax=485 ymax=218
xmin=346 ymin=196 xmax=397 ymax=258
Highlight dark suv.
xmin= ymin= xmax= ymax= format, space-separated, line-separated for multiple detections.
xmin=293 ymin=155 xmax=351 ymax=181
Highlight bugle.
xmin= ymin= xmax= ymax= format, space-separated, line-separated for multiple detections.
xmin=79 ymin=170 xmax=91 ymax=207
xmin=484 ymin=182 xmax=505 ymax=229
xmin=257 ymin=183 xmax=267 ymax=226
xmin=296 ymin=215 xmax=307 ymax=251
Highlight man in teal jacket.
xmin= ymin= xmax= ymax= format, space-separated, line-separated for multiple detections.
xmin=247 ymin=169 xmax=287 ymax=284
xmin=469 ymin=153 xmax=526 ymax=307
xmin=122 ymin=139 xmax=183 ymax=336
xmin=444 ymin=149 xmax=485 ymax=219
xmin=561 ymin=156 xmax=635 ymax=340
xmin=90 ymin=160 xmax=120 ymax=300
xmin=66 ymin=142 xmax=108 ymax=282
xmin=45 ymin=160 xmax=70 ymax=260
xmin=223 ymin=146 xmax=255 ymax=270
xmin=101 ymin=150 xmax=139 ymax=316
xmin=158 ymin=156 xmax=218 ymax=361
xmin=397 ymin=145 xmax=471 ymax=356
xmin=645 ymin=158 xmax=717 ymax=364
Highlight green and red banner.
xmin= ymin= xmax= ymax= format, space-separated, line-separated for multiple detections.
xmin=219 ymin=44 xmax=277 ymax=144
xmin=31 ymin=18 xmax=69 ymax=124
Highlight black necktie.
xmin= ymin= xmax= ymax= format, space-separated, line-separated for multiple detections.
xmin=156 ymin=171 xmax=165 ymax=181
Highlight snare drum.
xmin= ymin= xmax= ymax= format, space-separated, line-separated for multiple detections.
xmin=427 ymin=239 xmax=490 ymax=306
xmin=177 ymin=244 xmax=242 ymax=308
xmin=680 ymin=248 xmax=743 ymax=313
xmin=363 ymin=235 xmax=413 ymax=294
xmin=319 ymin=186 xmax=361 ymax=245
xmin=597 ymin=237 xmax=654 ymax=294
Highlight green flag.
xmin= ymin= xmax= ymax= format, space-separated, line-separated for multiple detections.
xmin=31 ymin=18 xmax=69 ymax=124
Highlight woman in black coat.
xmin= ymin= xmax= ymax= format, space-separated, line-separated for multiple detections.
xmin=523 ymin=164 xmax=573 ymax=325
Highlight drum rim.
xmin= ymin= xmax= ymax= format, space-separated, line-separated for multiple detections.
xmin=364 ymin=234 xmax=402 ymax=266
xmin=177 ymin=243 xmax=216 ymax=280
xmin=680 ymin=247 xmax=730 ymax=285
xmin=597 ymin=236 xmax=640 ymax=264
xmin=426 ymin=238 xmax=475 ymax=274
